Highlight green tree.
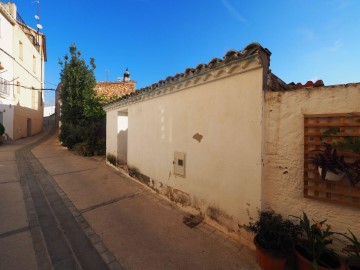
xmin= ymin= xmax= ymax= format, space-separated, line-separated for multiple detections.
xmin=59 ymin=44 xmax=105 ymax=154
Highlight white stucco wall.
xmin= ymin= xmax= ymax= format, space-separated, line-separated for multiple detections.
xmin=106 ymin=109 xmax=118 ymax=157
xmin=43 ymin=106 xmax=55 ymax=117
xmin=0 ymin=103 xmax=13 ymax=138
xmin=0 ymin=2 xmax=15 ymax=139
xmin=117 ymin=113 xmax=128 ymax=164
xmin=0 ymin=2 xmax=45 ymax=140
xmin=106 ymin=55 xmax=267 ymax=236
xmin=263 ymin=84 xmax=360 ymax=245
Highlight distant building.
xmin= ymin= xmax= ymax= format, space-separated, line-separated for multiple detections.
xmin=0 ymin=2 xmax=47 ymax=140
xmin=43 ymin=105 xmax=55 ymax=117
xmin=55 ymin=69 xmax=135 ymax=127
xmin=94 ymin=68 xmax=136 ymax=101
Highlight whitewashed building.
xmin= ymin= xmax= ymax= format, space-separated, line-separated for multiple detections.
xmin=0 ymin=2 xmax=46 ymax=140
xmin=104 ymin=43 xmax=360 ymax=247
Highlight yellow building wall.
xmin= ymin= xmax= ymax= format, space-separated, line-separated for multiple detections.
xmin=13 ymin=104 xmax=43 ymax=139
xmin=9 ymin=2 xmax=45 ymax=140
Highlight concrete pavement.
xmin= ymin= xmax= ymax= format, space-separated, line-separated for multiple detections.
xmin=0 ymin=131 xmax=47 ymax=270
xmin=0 ymin=128 xmax=260 ymax=270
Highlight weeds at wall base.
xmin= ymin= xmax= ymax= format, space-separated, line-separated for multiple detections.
xmin=105 ymin=160 xmax=255 ymax=249
xmin=106 ymin=154 xmax=117 ymax=167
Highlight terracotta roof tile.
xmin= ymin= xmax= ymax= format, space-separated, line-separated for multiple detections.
xmin=314 ymin=80 xmax=324 ymax=87
xmin=287 ymin=80 xmax=325 ymax=90
xmin=104 ymin=42 xmax=270 ymax=106
xmin=95 ymin=81 xmax=136 ymax=101
xmin=208 ymin=58 xmax=223 ymax=68
xmin=267 ymin=73 xmax=326 ymax=91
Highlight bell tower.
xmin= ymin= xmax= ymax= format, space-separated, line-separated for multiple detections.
xmin=123 ymin=68 xmax=130 ymax=82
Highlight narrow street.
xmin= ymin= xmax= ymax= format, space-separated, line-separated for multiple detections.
xmin=0 ymin=129 xmax=259 ymax=270
xmin=15 ymin=129 xmax=109 ymax=270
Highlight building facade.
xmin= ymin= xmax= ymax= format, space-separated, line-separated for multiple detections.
xmin=94 ymin=69 xmax=136 ymax=101
xmin=0 ymin=2 xmax=46 ymax=140
xmin=104 ymin=43 xmax=360 ymax=247
xmin=55 ymin=69 xmax=135 ymax=128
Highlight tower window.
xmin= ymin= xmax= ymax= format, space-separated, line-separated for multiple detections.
xmin=19 ymin=41 xmax=23 ymax=60
xmin=33 ymin=55 xmax=36 ymax=73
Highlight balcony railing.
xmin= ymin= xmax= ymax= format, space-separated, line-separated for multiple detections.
xmin=0 ymin=78 xmax=10 ymax=96
xmin=16 ymin=12 xmax=26 ymax=25
xmin=16 ymin=12 xmax=41 ymax=51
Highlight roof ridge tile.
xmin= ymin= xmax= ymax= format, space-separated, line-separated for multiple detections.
xmin=104 ymin=42 xmax=270 ymax=106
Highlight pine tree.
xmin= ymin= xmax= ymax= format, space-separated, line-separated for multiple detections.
xmin=59 ymin=44 xmax=105 ymax=154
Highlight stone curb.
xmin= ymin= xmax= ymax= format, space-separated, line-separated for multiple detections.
xmin=16 ymin=128 xmax=123 ymax=270
xmin=49 ymin=169 xmax=124 ymax=270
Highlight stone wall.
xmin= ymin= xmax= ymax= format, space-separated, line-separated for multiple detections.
xmin=263 ymin=83 xmax=360 ymax=250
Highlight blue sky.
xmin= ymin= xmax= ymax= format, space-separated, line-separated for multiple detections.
xmin=15 ymin=0 xmax=360 ymax=106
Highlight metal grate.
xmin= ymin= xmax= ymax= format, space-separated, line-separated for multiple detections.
xmin=304 ymin=113 xmax=360 ymax=208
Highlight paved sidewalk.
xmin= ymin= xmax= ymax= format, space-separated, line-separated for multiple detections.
xmin=1 ymin=129 xmax=260 ymax=270
xmin=0 ymin=130 xmax=52 ymax=270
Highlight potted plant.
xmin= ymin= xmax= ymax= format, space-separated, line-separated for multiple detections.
xmin=338 ymin=230 xmax=360 ymax=270
xmin=335 ymin=137 xmax=360 ymax=187
xmin=0 ymin=122 xmax=5 ymax=145
xmin=247 ymin=210 xmax=302 ymax=270
xmin=310 ymin=143 xmax=347 ymax=182
xmin=310 ymin=142 xmax=360 ymax=186
xmin=312 ymin=125 xmax=360 ymax=186
xmin=291 ymin=212 xmax=343 ymax=270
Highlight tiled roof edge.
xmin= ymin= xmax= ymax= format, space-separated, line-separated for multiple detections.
xmin=103 ymin=42 xmax=270 ymax=109
xmin=287 ymin=80 xmax=325 ymax=90
xmin=17 ymin=20 xmax=45 ymax=37
xmin=96 ymin=81 xmax=136 ymax=85
xmin=270 ymin=80 xmax=360 ymax=92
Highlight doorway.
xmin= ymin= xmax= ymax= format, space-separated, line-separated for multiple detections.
xmin=117 ymin=110 xmax=128 ymax=164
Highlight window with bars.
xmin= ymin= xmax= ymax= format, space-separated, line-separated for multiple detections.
xmin=16 ymin=82 xmax=21 ymax=95
xmin=19 ymin=41 xmax=23 ymax=60
xmin=31 ymin=87 xmax=36 ymax=109
xmin=0 ymin=78 xmax=9 ymax=95
xmin=33 ymin=55 xmax=36 ymax=73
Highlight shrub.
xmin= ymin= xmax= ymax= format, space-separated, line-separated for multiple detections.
xmin=59 ymin=44 xmax=105 ymax=151
xmin=248 ymin=210 xmax=302 ymax=257
xmin=0 ymin=122 xmax=5 ymax=136
xmin=73 ymin=142 xmax=89 ymax=156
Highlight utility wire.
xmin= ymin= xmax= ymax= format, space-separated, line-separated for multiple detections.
xmin=45 ymin=80 xmax=58 ymax=86
xmin=0 ymin=82 xmax=55 ymax=91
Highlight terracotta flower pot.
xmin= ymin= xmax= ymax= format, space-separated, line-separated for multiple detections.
xmin=254 ymin=235 xmax=288 ymax=270
xmin=347 ymin=261 xmax=360 ymax=270
xmin=295 ymin=246 xmax=344 ymax=270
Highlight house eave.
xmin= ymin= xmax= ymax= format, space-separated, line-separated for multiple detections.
xmin=0 ymin=3 xmax=16 ymax=25
xmin=104 ymin=43 xmax=270 ymax=112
